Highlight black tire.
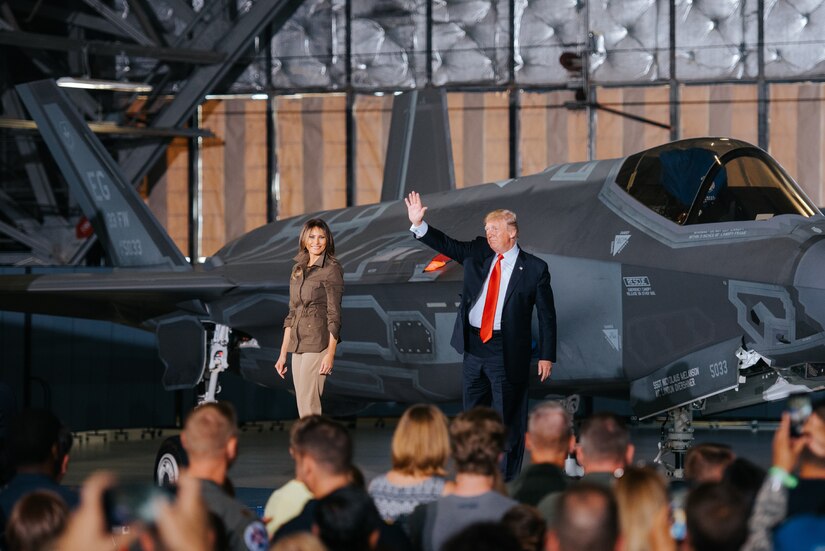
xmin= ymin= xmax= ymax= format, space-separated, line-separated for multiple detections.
xmin=153 ymin=436 xmax=189 ymax=487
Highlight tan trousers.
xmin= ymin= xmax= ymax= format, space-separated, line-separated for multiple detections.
xmin=292 ymin=349 xmax=327 ymax=417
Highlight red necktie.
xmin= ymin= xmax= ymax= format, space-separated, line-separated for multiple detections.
xmin=480 ymin=254 xmax=504 ymax=343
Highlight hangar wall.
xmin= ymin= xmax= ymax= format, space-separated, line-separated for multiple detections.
xmin=130 ymin=0 xmax=825 ymax=257
xmin=142 ymin=82 xmax=825 ymax=261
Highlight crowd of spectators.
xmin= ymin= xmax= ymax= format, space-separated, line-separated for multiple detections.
xmin=3 ymin=397 xmax=825 ymax=551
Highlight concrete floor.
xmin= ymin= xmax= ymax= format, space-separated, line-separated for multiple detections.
xmin=62 ymin=417 xmax=776 ymax=512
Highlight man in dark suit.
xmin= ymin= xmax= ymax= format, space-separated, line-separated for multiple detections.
xmin=405 ymin=191 xmax=556 ymax=480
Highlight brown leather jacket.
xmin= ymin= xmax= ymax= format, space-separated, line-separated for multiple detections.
xmin=283 ymin=252 xmax=344 ymax=353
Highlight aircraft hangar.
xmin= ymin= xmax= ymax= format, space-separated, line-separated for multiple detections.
xmin=2 ymin=0 xmax=825 ymax=489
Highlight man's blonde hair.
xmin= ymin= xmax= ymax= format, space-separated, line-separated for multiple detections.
xmin=484 ymin=209 xmax=518 ymax=236
xmin=182 ymin=402 xmax=238 ymax=457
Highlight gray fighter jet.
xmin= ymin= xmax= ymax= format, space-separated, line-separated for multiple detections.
xmin=4 ymin=81 xmax=825 ymax=473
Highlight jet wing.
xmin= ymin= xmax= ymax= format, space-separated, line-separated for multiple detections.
xmin=0 ymin=271 xmax=236 ymax=326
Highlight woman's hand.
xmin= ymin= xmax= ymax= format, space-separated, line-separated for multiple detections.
xmin=321 ymin=353 xmax=334 ymax=376
xmin=274 ymin=355 xmax=288 ymax=378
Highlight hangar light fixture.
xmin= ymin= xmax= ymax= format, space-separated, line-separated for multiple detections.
xmin=56 ymin=77 xmax=153 ymax=93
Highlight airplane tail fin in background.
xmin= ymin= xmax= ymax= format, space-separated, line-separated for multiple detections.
xmin=381 ymin=88 xmax=456 ymax=202
xmin=16 ymin=80 xmax=191 ymax=271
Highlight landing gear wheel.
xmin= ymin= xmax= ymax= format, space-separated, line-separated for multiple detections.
xmin=154 ymin=436 xmax=188 ymax=487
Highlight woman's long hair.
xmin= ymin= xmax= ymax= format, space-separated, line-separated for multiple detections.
xmin=614 ymin=466 xmax=672 ymax=551
xmin=297 ymin=218 xmax=335 ymax=258
xmin=391 ymin=404 xmax=450 ymax=477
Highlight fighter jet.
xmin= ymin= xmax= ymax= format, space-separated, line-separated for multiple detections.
xmin=4 ymin=81 xmax=825 ymax=470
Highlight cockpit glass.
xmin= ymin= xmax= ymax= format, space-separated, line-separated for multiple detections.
xmin=615 ymin=139 xmax=819 ymax=225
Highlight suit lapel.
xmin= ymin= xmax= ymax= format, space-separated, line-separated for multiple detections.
xmin=503 ymin=250 xmax=526 ymax=307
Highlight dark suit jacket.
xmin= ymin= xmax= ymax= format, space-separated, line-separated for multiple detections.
xmin=418 ymin=224 xmax=556 ymax=384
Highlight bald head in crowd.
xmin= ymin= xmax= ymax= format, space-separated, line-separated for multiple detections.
xmin=181 ymin=402 xmax=239 ymax=479
xmin=525 ymin=401 xmax=573 ymax=464
xmin=577 ymin=412 xmax=634 ymax=474
xmin=546 ymin=483 xmax=620 ymax=551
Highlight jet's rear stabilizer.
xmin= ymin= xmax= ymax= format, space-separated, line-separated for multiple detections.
xmin=381 ymin=88 xmax=455 ymax=202
xmin=16 ymin=80 xmax=190 ymax=271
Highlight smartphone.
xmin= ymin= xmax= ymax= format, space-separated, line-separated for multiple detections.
xmin=669 ymin=486 xmax=688 ymax=542
xmin=103 ymin=484 xmax=174 ymax=528
xmin=787 ymin=392 xmax=812 ymax=438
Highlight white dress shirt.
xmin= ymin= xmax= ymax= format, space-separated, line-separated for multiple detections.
xmin=467 ymin=243 xmax=518 ymax=330
xmin=411 ymin=221 xmax=518 ymax=331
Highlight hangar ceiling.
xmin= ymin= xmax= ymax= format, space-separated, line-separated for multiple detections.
xmin=2 ymin=0 xmax=825 ymax=266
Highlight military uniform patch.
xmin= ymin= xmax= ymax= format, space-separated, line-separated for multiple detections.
xmin=244 ymin=520 xmax=268 ymax=551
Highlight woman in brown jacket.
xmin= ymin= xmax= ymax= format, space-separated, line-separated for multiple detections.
xmin=274 ymin=219 xmax=344 ymax=417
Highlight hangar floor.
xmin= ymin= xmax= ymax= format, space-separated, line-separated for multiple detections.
xmin=62 ymin=417 xmax=776 ymax=513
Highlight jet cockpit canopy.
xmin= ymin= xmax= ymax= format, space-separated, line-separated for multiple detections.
xmin=615 ymin=137 xmax=820 ymax=225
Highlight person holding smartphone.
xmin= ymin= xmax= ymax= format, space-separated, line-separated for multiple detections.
xmin=742 ymin=395 xmax=825 ymax=551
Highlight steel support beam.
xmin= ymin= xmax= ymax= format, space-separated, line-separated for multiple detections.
xmin=5 ymin=1 xmax=140 ymax=40
xmin=0 ymin=116 xmax=214 ymax=138
xmin=345 ymin=0 xmax=354 ymax=208
xmin=0 ymin=188 xmax=43 ymax=240
xmin=0 ymin=30 xmax=225 ymax=64
xmin=0 ymin=2 xmax=17 ymax=29
xmin=508 ymin=0 xmax=519 ymax=178
xmin=188 ymin=110 xmax=199 ymax=263
xmin=126 ymin=0 xmax=165 ymax=47
xmin=0 ymin=219 xmax=53 ymax=258
xmin=264 ymin=22 xmax=276 ymax=223
xmin=757 ymin=0 xmax=768 ymax=150
xmin=266 ymin=96 xmax=276 ymax=222
xmin=157 ymin=0 xmax=195 ymax=27
xmin=0 ymin=9 xmax=99 ymax=119
xmin=1 ymin=91 xmax=61 ymax=219
xmin=80 ymin=0 xmax=155 ymax=46
xmin=669 ymin=0 xmax=679 ymax=141
xmin=120 ymin=0 xmax=304 ymax=187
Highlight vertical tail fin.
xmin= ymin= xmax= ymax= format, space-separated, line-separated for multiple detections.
xmin=16 ymin=80 xmax=190 ymax=270
xmin=381 ymin=88 xmax=456 ymax=202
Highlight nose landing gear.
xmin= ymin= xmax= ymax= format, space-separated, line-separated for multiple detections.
xmin=154 ymin=324 xmax=232 ymax=486
xmin=654 ymin=405 xmax=694 ymax=479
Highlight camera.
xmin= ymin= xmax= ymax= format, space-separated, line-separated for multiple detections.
xmin=103 ymin=484 xmax=174 ymax=528
xmin=787 ymin=392 xmax=812 ymax=438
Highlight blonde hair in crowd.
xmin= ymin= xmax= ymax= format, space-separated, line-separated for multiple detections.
xmin=614 ymin=466 xmax=670 ymax=551
xmin=391 ymin=404 xmax=450 ymax=477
